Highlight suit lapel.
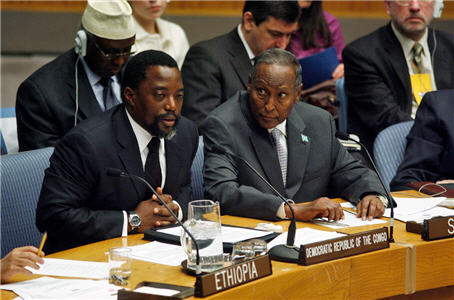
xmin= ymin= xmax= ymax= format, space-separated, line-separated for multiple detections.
xmin=285 ymin=110 xmax=309 ymax=199
xmin=114 ymin=107 xmax=144 ymax=197
xmin=227 ymin=29 xmax=252 ymax=90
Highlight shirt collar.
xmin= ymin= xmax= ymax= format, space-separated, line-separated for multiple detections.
xmin=391 ymin=22 xmax=429 ymax=58
xmin=267 ymin=120 xmax=287 ymax=137
xmin=125 ymin=107 xmax=153 ymax=154
xmin=237 ymin=24 xmax=255 ymax=63
xmin=80 ymin=57 xmax=120 ymax=86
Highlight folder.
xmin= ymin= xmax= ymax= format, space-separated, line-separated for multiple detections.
xmin=406 ymin=181 xmax=454 ymax=197
xmin=299 ymin=46 xmax=339 ymax=89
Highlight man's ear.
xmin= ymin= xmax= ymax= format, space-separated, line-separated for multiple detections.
xmin=384 ymin=0 xmax=392 ymax=17
xmin=123 ymin=87 xmax=135 ymax=107
xmin=242 ymin=11 xmax=255 ymax=32
xmin=294 ymin=83 xmax=303 ymax=104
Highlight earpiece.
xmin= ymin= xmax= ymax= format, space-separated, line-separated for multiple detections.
xmin=433 ymin=0 xmax=443 ymax=18
xmin=74 ymin=30 xmax=87 ymax=57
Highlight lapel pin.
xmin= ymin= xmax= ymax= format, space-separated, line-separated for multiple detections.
xmin=301 ymin=134 xmax=309 ymax=143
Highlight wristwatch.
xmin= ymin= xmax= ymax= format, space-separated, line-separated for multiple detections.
xmin=128 ymin=211 xmax=141 ymax=233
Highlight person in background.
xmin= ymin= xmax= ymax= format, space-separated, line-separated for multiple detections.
xmin=1 ymin=246 xmax=44 ymax=283
xmin=390 ymin=89 xmax=454 ymax=191
xmin=288 ymin=0 xmax=345 ymax=79
xmin=129 ymin=0 xmax=189 ymax=68
xmin=181 ymin=1 xmax=300 ymax=129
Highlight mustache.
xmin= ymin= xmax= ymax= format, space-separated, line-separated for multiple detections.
xmin=155 ymin=112 xmax=180 ymax=121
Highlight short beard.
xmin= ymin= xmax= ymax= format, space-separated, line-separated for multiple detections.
xmin=149 ymin=112 xmax=180 ymax=140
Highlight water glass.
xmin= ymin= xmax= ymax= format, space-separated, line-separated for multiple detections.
xmin=231 ymin=241 xmax=255 ymax=264
xmin=181 ymin=200 xmax=224 ymax=272
xmin=250 ymin=239 xmax=268 ymax=256
xmin=109 ymin=247 xmax=132 ymax=286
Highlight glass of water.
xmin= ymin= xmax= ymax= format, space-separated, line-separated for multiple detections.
xmin=181 ymin=200 xmax=224 ymax=272
xmin=249 ymin=239 xmax=268 ymax=256
xmin=109 ymin=247 xmax=132 ymax=286
xmin=232 ymin=241 xmax=255 ymax=264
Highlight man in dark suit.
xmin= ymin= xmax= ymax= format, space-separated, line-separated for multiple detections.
xmin=36 ymin=50 xmax=198 ymax=254
xmin=201 ymin=48 xmax=387 ymax=222
xmin=16 ymin=0 xmax=136 ymax=151
xmin=390 ymin=89 xmax=454 ymax=191
xmin=343 ymin=0 xmax=454 ymax=153
xmin=181 ymin=1 xmax=300 ymax=128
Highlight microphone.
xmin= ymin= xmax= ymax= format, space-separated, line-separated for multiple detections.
xmin=335 ymin=132 xmax=395 ymax=242
xmin=106 ymin=167 xmax=202 ymax=274
xmin=211 ymin=144 xmax=299 ymax=263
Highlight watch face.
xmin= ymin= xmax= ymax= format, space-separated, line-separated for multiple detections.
xmin=130 ymin=214 xmax=141 ymax=227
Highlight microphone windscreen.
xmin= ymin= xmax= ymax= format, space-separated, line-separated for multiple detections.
xmin=335 ymin=131 xmax=350 ymax=141
xmin=106 ymin=168 xmax=124 ymax=177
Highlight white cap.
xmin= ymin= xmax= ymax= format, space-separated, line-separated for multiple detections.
xmin=81 ymin=0 xmax=135 ymax=40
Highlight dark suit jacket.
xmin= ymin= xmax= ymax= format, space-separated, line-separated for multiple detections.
xmin=390 ymin=90 xmax=454 ymax=191
xmin=181 ymin=28 xmax=252 ymax=128
xmin=36 ymin=105 xmax=198 ymax=253
xmin=200 ymin=91 xmax=385 ymax=220
xmin=16 ymin=49 xmax=104 ymax=151
xmin=343 ymin=23 xmax=454 ymax=153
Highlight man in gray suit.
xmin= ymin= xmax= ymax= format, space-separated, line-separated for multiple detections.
xmin=181 ymin=1 xmax=300 ymax=128
xmin=202 ymin=48 xmax=387 ymax=222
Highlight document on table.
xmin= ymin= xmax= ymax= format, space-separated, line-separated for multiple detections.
xmin=128 ymin=241 xmax=186 ymax=266
xmin=24 ymin=258 xmax=109 ymax=279
xmin=313 ymin=210 xmax=387 ymax=229
xmin=268 ymin=228 xmax=346 ymax=249
xmin=0 ymin=276 xmax=121 ymax=300
xmin=157 ymin=225 xmax=272 ymax=243
xmin=382 ymin=197 xmax=453 ymax=222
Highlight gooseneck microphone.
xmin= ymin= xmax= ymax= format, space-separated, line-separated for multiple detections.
xmin=335 ymin=132 xmax=395 ymax=242
xmin=211 ymin=144 xmax=299 ymax=263
xmin=106 ymin=168 xmax=202 ymax=274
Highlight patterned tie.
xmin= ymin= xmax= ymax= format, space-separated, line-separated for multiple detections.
xmin=271 ymin=128 xmax=287 ymax=186
xmin=145 ymin=137 xmax=162 ymax=190
xmin=411 ymin=43 xmax=424 ymax=74
xmin=98 ymin=77 xmax=117 ymax=111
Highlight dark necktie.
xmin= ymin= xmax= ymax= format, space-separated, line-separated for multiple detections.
xmin=145 ymin=137 xmax=162 ymax=190
xmin=98 ymin=77 xmax=117 ymax=111
xmin=411 ymin=43 xmax=424 ymax=74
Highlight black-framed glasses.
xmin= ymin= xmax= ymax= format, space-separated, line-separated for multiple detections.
xmin=94 ymin=41 xmax=136 ymax=60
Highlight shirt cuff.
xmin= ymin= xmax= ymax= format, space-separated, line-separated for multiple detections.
xmin=276 ymin=199 xmax=295 ymax=219
xmin=376 ymin=195 xmax=389 ymax=207
xmin=122 ymin=210 xmax=128 ymax=237
xmin=174 ymin=200 xmax=183 ymax=221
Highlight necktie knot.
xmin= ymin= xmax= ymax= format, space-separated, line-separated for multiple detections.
xmin=271 ymin=128 xmax=281 ymax=144
xmin=98 ymin=77 xmax=112 ymax=88
xmin=412 ymin=43 xmax=423 ymax=64
xmin=148 ymin=137 xmax=160 ymax=153
xmin=98 ymin=77 xmax=118 ymax=111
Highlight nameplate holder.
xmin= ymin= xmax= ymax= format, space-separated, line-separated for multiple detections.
xmin=194 ymin=254 xmax=272 ymax=297
xmin=406 ymin=215 xmax=454 ymax=241
xmin=298 ymin=227 xmax=389 ymax=265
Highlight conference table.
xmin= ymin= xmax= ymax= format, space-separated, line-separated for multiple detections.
xmin=2 ymin=196 xmax=453 ymax=299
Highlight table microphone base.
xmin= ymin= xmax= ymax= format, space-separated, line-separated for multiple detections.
xmin=269 ymin=244 xmax=300 ymax=263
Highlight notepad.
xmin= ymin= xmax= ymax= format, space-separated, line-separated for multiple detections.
xmin=299 ymin=47 xmax=339 ymax=89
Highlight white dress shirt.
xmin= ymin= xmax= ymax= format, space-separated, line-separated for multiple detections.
xmin=237 ymin=24 xmax=256 ymax=65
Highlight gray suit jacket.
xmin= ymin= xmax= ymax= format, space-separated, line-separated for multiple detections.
xmin=181 ymin=28 xmax=252 ymax=128
xmin=201 ymin=91 xmax=385 ymax=220
xmin=16 ymin=49 xmax=104 ymax=151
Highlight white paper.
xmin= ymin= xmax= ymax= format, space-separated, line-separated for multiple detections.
xmin=0 ymin=277 xmax=121 ymax=300
xmin=134 ymin=286 xmax=180 ymax=296
xmin=24 ymin=258 xmax=109 ymax=279
xmin=128 ymin=242 xmax=186 ymax=266
xmin=157 ymin=225 xmax=272 ymax=243
xmin=384 ymin=197 xmax=446 ymax=216
xmin=267 ymin=228 xmax=346 ymax=249
xmin=313 ymin=210 xmax=387 ymax=229
xmin=387 ymin=206 xmax=454 ymax=223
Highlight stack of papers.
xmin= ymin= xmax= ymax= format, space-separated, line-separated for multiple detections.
xmin=25 ymin=258 xmax=109 ymax=279
xmin=268 ymin=228 xmax=346 ymax=249
xmin=384 ymin=197 xmax=454 ymax=222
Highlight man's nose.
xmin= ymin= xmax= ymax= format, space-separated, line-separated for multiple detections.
xmin=275 ymin=35 xmax=291 ymax=49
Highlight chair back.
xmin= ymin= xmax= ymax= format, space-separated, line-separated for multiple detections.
xmin=190 ymin=136 xmax=204 ymax=200
xmin=0 ymin=107 xmax=18 ymax=154
xmin=336 ymin=78 xmax=348 ymax=133
xmin=1 ymin=147 xmax=54 ymax=257
xmin=373 ymin=121 xmax=414 ymax=190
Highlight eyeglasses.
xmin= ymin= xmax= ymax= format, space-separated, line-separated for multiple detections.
xmin=94 ymin=41 xmax=135 ymax=60
xmin=394 ymin=0 xmax=434 ymax=7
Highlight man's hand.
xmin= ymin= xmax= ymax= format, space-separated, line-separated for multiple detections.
xmin=134 ymin=197 xmax=179 ymax=231
xmin=357 ymin=195 xmax=385 ymax=221
xmin=1 ymin=246 xmax=44 ymax=283
xmin=332 ymin=63 xmax=344 ymax=80
xmin=151 ymin=187 xmax=173 ymax=205
xmin=286 ymin=197 xmax=344 ymax=222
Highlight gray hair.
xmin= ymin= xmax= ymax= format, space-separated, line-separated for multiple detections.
xmin=251 ymin=48 xmax=302 ymax=88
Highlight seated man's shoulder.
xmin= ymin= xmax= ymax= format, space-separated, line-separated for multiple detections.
xmin=22 ymin=49 xmax=76 ymax=84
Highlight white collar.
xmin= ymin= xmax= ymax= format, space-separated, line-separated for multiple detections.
xmin=125 ymin=107 xmax=154 ymax=154
xmin=268 ymin=120 xmax=287 ymax=137
xmin=237 ymin=24 xmax=255 ymax=62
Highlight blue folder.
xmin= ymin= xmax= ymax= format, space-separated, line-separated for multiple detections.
xmin=299 ymin=46 xmax=339 ymax=89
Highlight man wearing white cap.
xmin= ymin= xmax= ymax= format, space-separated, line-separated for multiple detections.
xmin=16 ymin=0 xmax=136 ymax=151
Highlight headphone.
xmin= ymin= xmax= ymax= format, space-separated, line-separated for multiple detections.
xmin=433 ymin=0 xmax=443 ymax=18
xmin=74 ymin=30 xmax=87 ymax=57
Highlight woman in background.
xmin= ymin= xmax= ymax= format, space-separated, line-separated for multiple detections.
xmin=130 ymin=0 xmax=189 ymax=68
xmin=289 ymin=0 xmax=345 ymax=79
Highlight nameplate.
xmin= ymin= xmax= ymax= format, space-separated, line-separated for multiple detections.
xmin=299 ymin=227 xmax=389 ymax=265
xmin=406 ymin=215 xmax=454 ymax=241
xmin=194 ymin=254 xmax=272 ymax=297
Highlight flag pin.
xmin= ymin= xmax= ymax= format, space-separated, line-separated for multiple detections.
xmin=301 ymin=134 xmax=309 ymax=143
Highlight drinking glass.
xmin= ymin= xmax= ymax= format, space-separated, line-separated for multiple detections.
xmin=231 ymin=241 xmax=255 ymax=264
xmin=249 ymin=239 xmax=268 ymax=256
xmin=181 ymin=200 xmax=224 ymax=272
xmin=109 ymin=247 xmax=132 ymax=286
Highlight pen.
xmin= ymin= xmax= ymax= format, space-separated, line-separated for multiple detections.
xmin=37 ymin=231 xmax=47 ymax=256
